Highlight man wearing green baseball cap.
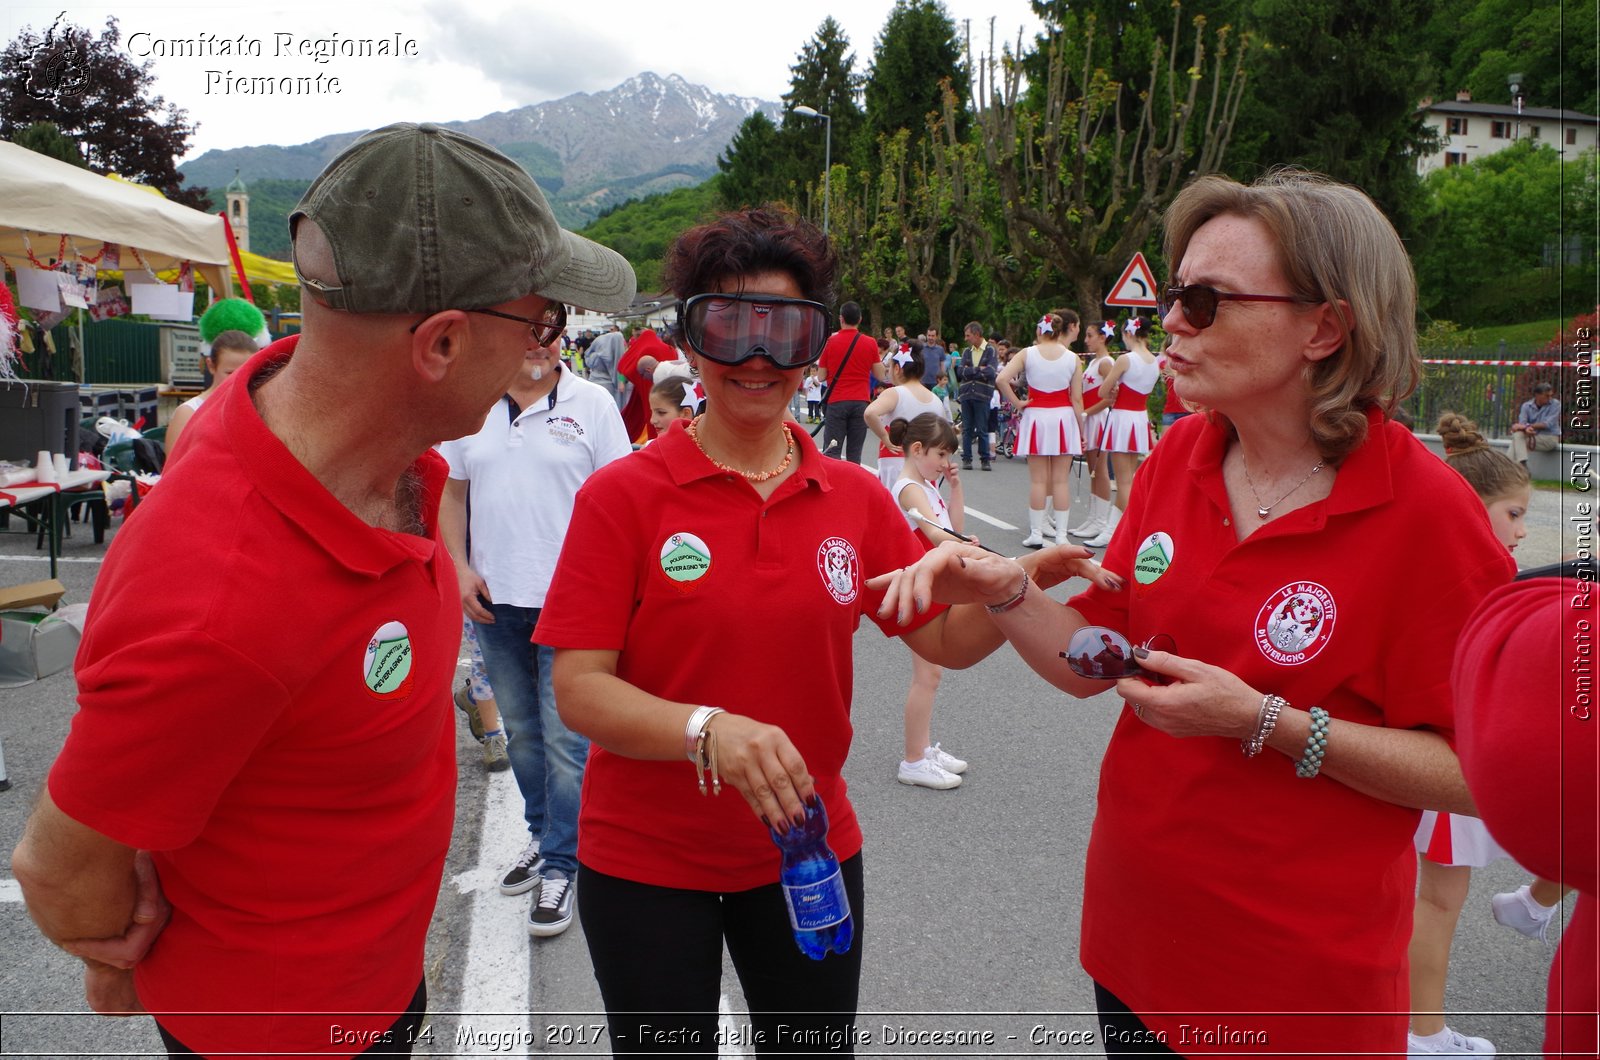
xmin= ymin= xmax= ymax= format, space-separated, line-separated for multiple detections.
xmin=14 ymin=122 xmax=636 ymax=1057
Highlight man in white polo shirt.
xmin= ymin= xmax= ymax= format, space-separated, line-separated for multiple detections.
xmin=439 ymin=331 xmax=631 ymax=936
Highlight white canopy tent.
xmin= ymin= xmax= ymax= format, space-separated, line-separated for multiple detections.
xmin=0 ymin=139 xmax=233 ymax=296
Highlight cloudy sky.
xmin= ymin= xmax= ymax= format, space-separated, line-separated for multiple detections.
xmin=4 ymin=0 xmax=1046 ymax=162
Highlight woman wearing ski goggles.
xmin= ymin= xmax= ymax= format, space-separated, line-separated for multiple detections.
xmin=542 ymin=206 xmax=1111 ymax=1055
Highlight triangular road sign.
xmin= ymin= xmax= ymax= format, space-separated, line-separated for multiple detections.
xmin=1105 ymin=252 xmax=1160 ymax=308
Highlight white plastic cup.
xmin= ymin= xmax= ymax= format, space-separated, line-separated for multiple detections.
xmin=53 ymin=453 xmax=71 ymax=478
xmin=34 ymin=450 xmax=57 ymax=484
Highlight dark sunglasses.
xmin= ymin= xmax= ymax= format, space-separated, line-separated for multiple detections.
xmin=679 ymin=293 xmax=831 ymax=368
xmin=1059 ymin=626 xmax=1176 ymax=683
xmin=1158 ymin=283 xmax=1318 ymax=330
xmin=409 ymin=303 xmax=567 ymax=346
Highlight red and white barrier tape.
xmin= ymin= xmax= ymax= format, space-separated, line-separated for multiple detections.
xmin=1420 ymin=359 xmax=1586 ymax=367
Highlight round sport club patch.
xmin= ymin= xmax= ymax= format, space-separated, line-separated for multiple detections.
xmin=817 ymin=536 xmax=860 ymax=605
xmin=660 ymin=532 xmax=712 ymax=586
xmin=363 ymin=620 xmax=415 ymax=699
xmin=1133 ymin=531 xmax=1175 ymax=585
xmin=1254 ymin=582 xmax=1337 ymax=666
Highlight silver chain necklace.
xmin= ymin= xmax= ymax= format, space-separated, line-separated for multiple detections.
xmin=1240 ymin=449 xmax=1325 ymax=520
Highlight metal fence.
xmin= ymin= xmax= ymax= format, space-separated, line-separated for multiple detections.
xmin=1402 ymin=358 xmax=1581 ymax=438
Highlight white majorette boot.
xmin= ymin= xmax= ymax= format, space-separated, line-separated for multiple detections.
xmin=1021 ymin=509 xmax=1047 ymax=549
xmin=1055 ymin=509 xmax=1071 ymax=546
xmin=1042 ymin=499 xmax=1058 ymax=537
xmin=1085 ymin=505 xmax=1120 ymax=548
xmin=1070 ymin=495 xmax=1106 ymax=538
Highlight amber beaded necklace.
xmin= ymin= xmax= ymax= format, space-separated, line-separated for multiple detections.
xmin=687 ymin=416 xmax=795 ymax=483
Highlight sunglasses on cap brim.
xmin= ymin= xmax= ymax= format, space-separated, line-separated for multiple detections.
xmin=679 ymin=293 xmax=831 ymax=368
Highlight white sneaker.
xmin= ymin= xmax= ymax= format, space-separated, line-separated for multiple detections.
xmin=898 ymin=756 xmax=961 ymax=789
xmin=1407 ymin=1027 xmax=1496 ymax=1055
xmin=1491 ymin=884 xmax=1559 ymax=942
xmin=924 ymin=743 xmax=967 ymax=775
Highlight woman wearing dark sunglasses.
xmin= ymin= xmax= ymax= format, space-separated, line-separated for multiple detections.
xmin=874 ymin=170 xmax=1516 ymax=1056
xmin=537 ymin=206 xmax=1114 ymax=1057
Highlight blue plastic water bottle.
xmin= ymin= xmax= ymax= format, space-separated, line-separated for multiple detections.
xmin=770 ymin=794 xmax=854 ymax=960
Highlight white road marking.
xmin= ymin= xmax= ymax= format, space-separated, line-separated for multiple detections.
xmin=0 ymin=878 xmax=23 ymax=903
xmin=451 ymin=770 xmax=532 ymax=1054
xmin=719 ymin=993 xmax=747 ymax=1058
xmin=0 ymin=555 xmax=103 ymax=563
xmin=962 ymin=506 xmax=1017 ymax=531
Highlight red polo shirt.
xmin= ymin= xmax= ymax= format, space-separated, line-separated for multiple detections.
xmin=536 ymin=420 xmax=939 ymax=891
xmin=50 ymin=337 xmax=458 ymax=1055
xmin=1069 ymin=408 xmax=1514 ymax=1053
xmin=816 ymin=328 xmax=875 ymax=403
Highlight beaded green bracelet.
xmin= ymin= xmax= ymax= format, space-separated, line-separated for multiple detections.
xmin=1295 ymin=706 xmax=1330 ymax=778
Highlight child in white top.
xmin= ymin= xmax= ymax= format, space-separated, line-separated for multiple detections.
xmin=864 ymin=345 xmax=946 ymax=490
xmin=887 ymin=412 xmax=969 ymax=790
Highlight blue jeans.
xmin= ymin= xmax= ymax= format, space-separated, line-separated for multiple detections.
xmin=473 ymin=605 xmax=587 ymax=876
xmin=960 ymin=396 xmax=993 ymax=463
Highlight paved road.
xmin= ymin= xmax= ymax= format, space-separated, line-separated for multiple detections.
xmin=0 ymin=445 xmax=1581 ymax=1057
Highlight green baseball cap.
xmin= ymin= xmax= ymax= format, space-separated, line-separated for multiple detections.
xmin=289 ymin=122 xmax=635 ymax=314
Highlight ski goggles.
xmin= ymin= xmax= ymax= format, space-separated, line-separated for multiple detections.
xmin=1157 ymin=283 xmax=1318 ymax=330
xmin=679 ymin=293 xmax=831 ymax=368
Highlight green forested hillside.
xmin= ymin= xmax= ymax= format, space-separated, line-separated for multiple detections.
xmin=578 ymin=180 xmax=724 ymax=293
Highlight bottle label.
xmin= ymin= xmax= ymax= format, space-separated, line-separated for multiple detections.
xmin=781 ymin=867 xmax=849 ymax=931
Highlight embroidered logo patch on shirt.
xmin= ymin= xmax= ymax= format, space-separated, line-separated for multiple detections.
xmin=660 ymin=532 xmax=712 ymax=587
xmin=1133 ymin=531 xmax=1175 ymax=585
xmin=363 ymin=621 xmax=414 ymax=699
xmin=1254 ymin=582 xmax=1337 ymax=666
xmin=545 ymin=414 xmax=586 ymax=446
xmin=817 ymin=536 xmax=860 ymax=605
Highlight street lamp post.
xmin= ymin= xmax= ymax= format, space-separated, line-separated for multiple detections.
xmin=792 ymin=105 xmax=831 ymax=235
xmin=1508 ymin=73 xmax=1525 ymax=140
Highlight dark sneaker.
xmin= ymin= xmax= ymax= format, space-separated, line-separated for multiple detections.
xmin=499 ymin=839 xmax=544 ymax=895
xmin=528 ymin=870 xmax=574 ymax=937
xmin=454 ymin=683 xmax=485 ymax=742
xmin=981 ymin=460 xmax=992 ymax=471
xmin=961 ymin=460 xmax=974 ymax=470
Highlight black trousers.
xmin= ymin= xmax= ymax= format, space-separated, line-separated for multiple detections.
xmin=1094 ymin=981 xmax=1178 ymax=1056
xmin=579 ymin=855 xmax=865 ymax=1057
xmin=821 ymin=401 xmax=869 ymax=464
xmin=156 ymin=979 xmax=427 ymax=1057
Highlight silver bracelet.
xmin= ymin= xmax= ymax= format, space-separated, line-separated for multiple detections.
xmin=985 ymin=570 xmax=1031 ymax=614
xmin=684 ymin=706 xmax=725 ymax=761
xmin=1241 ymin=694 xmax=1286 ymax=757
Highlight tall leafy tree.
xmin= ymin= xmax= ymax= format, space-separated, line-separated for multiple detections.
xmin=946 ymin=3 xmax=1249 ymax=316
xmin=865 ymin=0 xmax=970 ymax=152
xmin=1230 ymin=0 xmax=1434 ymax=235
xmin=13 ymin=120 xmax=86 ymax=167
xmin=1425 ymin=0 xmax=1597 ymax=116
xmin=716 ymin=112 xmax=786 ymax=209
xmin=780 ymin=18 xmax=868 ymax=175
xmin=0 ymin=14 xmax=206 ymax=207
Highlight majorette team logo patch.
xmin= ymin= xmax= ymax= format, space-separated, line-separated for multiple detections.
xmin=817 ymin=536 xmax=860 ymax=605
xmin=363 ymin=620 xmax=415 ymax=699
xmin=1254 ymin=581 xmax=1337 ymax=666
